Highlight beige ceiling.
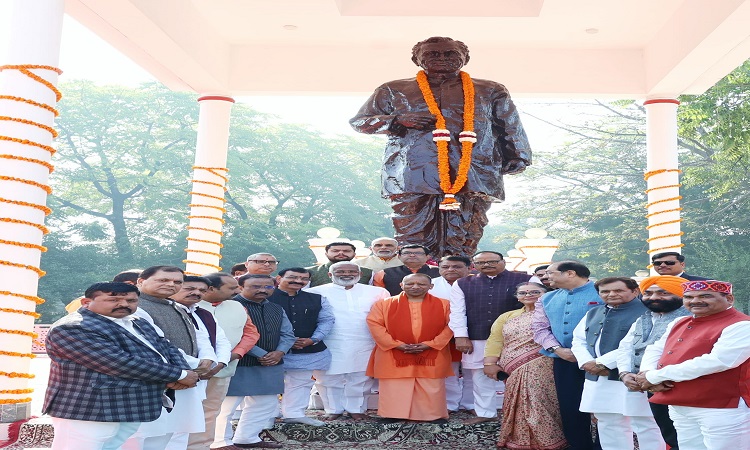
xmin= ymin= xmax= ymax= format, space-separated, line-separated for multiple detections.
xmin=65 ymin=0 xmax=750 ymax=98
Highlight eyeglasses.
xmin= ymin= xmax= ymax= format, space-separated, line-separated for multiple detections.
xmin=247 ymin=260 xmax=279 ymax=265
xmin=516 ymin=290 xmax=544 ymax=296
xmin=473 ymin=260 xmax=503 ymax=265
xmin=652 ymin=261 xmax=678 ymax=266
xmin=248 ymin=285 xmax=275 ymax=290
xmin=401 ymin=251 xmax=426 ymax=256
xmin=544 ymin=270 xmax=561 ymax=275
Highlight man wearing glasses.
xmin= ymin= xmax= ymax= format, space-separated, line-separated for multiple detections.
xmin=373 ymin=244 xmax=440 ymax=296
xmin=650 ymin=252 xmax=709 ymax=281
xmin=448 ymin=251 xmax=531 ymax=424
xmin=245 ymin=253 xmax=280 ymax=276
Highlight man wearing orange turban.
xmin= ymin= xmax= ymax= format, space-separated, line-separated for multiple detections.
xmin=615 ymin=275 xmax=689 ymax=449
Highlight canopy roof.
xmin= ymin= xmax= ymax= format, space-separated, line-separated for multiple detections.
xmin=65 ymin=0 xmax=750 ymax=98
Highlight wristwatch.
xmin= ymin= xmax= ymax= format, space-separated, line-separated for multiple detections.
xmin=547 ymin=345 xmax=561 ymax=352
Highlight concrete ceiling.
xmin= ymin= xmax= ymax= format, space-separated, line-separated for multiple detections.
xmin=65 ymin=0 xmax=750 ymax=98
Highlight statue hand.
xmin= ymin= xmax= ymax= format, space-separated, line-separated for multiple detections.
xmin=502 ymin=159 xmax=527 ymax=175
xmin=394 ymin=113 xmax=437 ymax=130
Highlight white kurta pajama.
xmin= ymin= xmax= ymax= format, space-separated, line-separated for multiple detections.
xmin=305 ymin=283 xmax=390 ymax=414
xmin=641 ymin=316 xmax=750 ymax=450
xmin=571 ymin=317 xmax=663 ymax=450
xmin=448 ymin=281 xmax=504 ymax=417
xmin=123 ymin=307 xmax=218 ymax=450
xmin=430 ymin=277 xmax=474 ymax=411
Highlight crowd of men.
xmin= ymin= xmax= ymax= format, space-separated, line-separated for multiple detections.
xmin=44 ymin=238 xmax=750 ymax=450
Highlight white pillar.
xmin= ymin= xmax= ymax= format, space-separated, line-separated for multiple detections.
xmin=643 ymin=99 xmax=683 ymax=272
xmin=0 ymin=0 xmax=64 ymax=422
xmin=184 ymin=96 xmax=234 ymax=275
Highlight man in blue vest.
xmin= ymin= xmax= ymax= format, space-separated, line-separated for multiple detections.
xmin=571 ymin=277 xmax=662 ymax=449
xmin=531 ymin=261 xmax=603 ymax=450
xmin=449 ymin=251 xmax=531 ymax=424
xmin=269 ymin=268 xmax=335 ymax=426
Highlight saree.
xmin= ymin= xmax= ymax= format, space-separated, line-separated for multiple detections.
xmin=496 ymin=311 xmax=567 ymax=450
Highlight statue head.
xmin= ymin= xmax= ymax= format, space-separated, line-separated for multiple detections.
xmin=411 ymin=37 xmax=470 ymax=74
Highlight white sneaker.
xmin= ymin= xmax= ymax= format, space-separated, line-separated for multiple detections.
xmin=283 ymin=417 xmax=326 ymax=427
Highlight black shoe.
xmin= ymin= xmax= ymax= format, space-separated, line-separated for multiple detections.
xmin=378 ymin=417 xmax=404 ymax=424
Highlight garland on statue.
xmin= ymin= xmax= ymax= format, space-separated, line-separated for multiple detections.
xmin=416 ymin=70 xmax=476 ymax=211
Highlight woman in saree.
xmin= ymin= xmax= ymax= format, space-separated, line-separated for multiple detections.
xmin=484 ymin=282 xmax=567 ymax=450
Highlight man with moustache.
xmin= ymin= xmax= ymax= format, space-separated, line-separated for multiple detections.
xmin=269 ymin=268 xmax=334 ymax=426
xmin=429 ymin=255 xmax=474 ymax=412
xmin=616 ymin=275 xmax=690 ymax=449
xmin=214 ymin=274 xmax=295 ymax=449
xmin=354 ymin=237 xmax=404 ymax=272
xmin=571 ymin=277 xmax=661 ymax=450
xmin=307 ymin=242 xmax=374 ymax=287
xmin=449 ymin=251 xmax=531 ymax=424
xmin=188 ymin=273 xmax=260 ymax=450
xmin=305 ymin=262 xmax=390 ymax=420
xmin=650 ymin=252 xmax=709 ymax=281
xmin=126 ymin=267 xmax=218 ymax=450
xmin=531 ymin=261 xmax=603 ymax=450
xmin=636 ymin=280 xmax=750 ymax=450
xmin=44 ymin=282 xmax=198 ymax=450
xmin=374 ymin=244 xmax=440 ymax=296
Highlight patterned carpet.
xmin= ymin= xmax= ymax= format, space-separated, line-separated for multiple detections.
xmin=8 ymin=410 xmax=503 ymax=449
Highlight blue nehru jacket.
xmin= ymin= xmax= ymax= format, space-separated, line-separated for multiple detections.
xmin=540 ymin=281 xmax=603 ymax=357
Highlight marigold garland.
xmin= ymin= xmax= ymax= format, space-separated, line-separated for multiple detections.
xmin=0 ymin=217 xmax=50 ymax=234
xmin=415 ymin=70 xmax=475 ymax=210
xmin=646 ymin=219 xmax=683 ymax=229
xmin=0 ymin=328 xmax=38 ymax=338
xmin=0 ymin=388 xmax=34 ymax=394
xmin=0 ymin=260 xmax=45 ymax=277
xmin=187 ymin=215 xmax=226 ymax=224
xmin=0 ymin=196 xmax=52 ymax=215
xmin=0 ymin=95 xmax=58 ymax=117
xmin=184 ymin=249 xmax=224 ymax=258
xmin=0 ymin=136 xmax=56 ymax=155
xmin=186 ymin=226 xmax=223 ymax=236
xmin=0 ymin=238 xmax=46 ymax=252
xmin=0 ymin=116 xmax=58 ymax=137
xmin=188 ymin=203 xmax=227 ymax=213
xmin=0 ymin=371 xmax=34 ymax=379
xmin=0 ymin=350 xmax=36 ymax=359
xmin=647 ymin=232 xmax=685 ymax=242
xmin=0 ymin=154 xmax=55 ymax=173
xmin=191 ymin=179 xmax=227 ymax=190
xmin=645 ymin=207 xmax=683 ymax=219
xmin=0 ymin=290 xmax=44 ymax=305
xmin=182 ymin=260 xmax=222 ymax=271
xmin=0 ymin=307 xmax=41 ymax=318
xmin=647 ymin=244 xmax=685 ymax=254
xmin=189 ymin=191 xmax=226 ymax=202
xmin=646 ymin=196 xmax=682 ymax=208
xmin=186 ymin=237 xmax=224 ymax=247
xmin=193 ymin=166 xmax=229 ymax=183
xmin=0 ymin=175 xmax=52 ymax=194
xmin=0 ymin=64 xmax=63 ymax=101
xmin=643 ymin=168 xmax=681 ymax=181
xmin=644 ymin=184 xmax=681 ymax=194
xmin=0 ymin=397 xmax=33 ymax=404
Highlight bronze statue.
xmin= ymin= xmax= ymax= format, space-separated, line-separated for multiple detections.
xmin=350 ymin=36 xmax=532 ymax=257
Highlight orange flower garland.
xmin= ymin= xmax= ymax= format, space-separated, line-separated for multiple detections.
xmin=416 ymin=70 xmax=475 ymax=210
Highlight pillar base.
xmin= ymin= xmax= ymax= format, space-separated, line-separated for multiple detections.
xmin=0 ymin=402 xmax=30 ymax=423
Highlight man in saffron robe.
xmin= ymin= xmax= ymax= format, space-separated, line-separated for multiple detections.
xmin=366 ymin=273 xmax=454 ymax=422
xmin=350 ymin=36 xmax=531 ymax=257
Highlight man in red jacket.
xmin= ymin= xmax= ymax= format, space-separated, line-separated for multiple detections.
xmin=636 ymin=280 xmax=750 ymax=450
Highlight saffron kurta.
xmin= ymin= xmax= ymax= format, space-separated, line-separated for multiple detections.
xmin=366 ymin=294 xmax=454 ymax=420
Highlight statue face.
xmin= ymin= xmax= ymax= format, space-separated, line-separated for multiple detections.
xmin=415 ymin=41 xmax=466 ymax=74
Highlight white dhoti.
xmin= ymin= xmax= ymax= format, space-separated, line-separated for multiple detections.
xmin=445 ymin=361 xmax=474 ymax=411
xmin=315 ymin=370 xmax=374 ymax=414
xmin=462 ymin=340 xmax=503 ymax=417
xmin=281 ymin=369 xmax=316 ymax=419
xmin=669 ymin=401 xmax=750 ymax=450
xmin=187 ymin=376 xmax=231 ymax=450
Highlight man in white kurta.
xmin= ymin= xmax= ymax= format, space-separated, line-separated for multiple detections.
xmin=429 ymin=256 xmax=474 ymax=412
xmin=570 ymin=277 xmax=663 ymax=450
xmin=354 ymin=237 xmax=404 ymax=272
xmin=305 ymin=262 xmax=390 ymax=419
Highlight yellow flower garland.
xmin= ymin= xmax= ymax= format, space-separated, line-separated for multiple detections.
xmin=416 ymin=70 xmax=475 ymax=210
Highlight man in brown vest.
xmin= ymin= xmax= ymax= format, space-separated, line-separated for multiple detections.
xmin=637 ymin=280 xmax=750 ymax=450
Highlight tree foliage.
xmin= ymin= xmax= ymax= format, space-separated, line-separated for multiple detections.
xmin=39 ymin=81 xmax=391 ymax=321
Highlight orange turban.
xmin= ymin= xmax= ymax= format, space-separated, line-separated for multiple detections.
xmin=639 ymin=275 xmax=688 ymax=297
